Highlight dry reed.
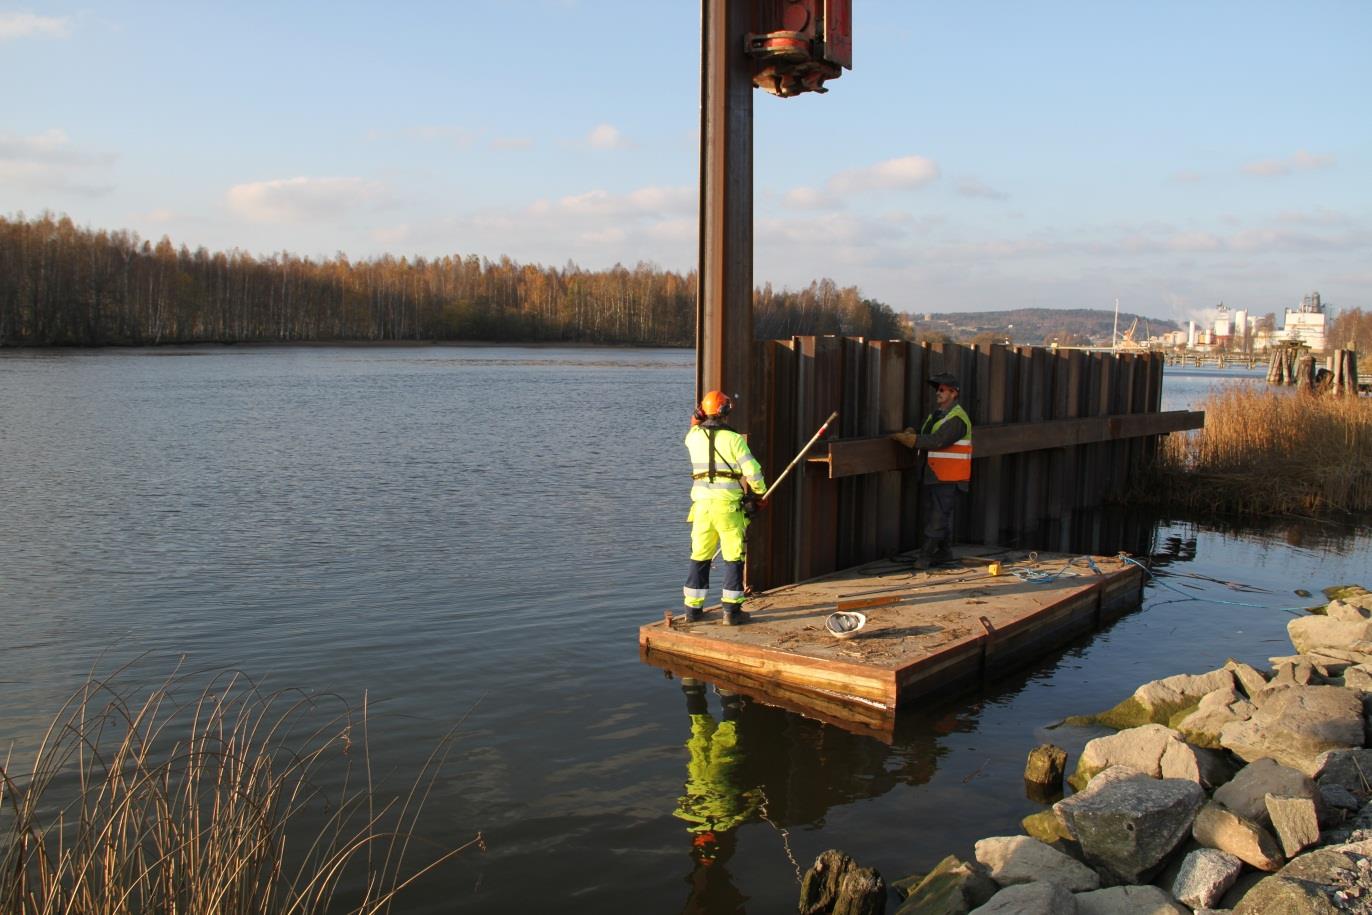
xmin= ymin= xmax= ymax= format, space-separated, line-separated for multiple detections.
xmin=1 ymin=665 xmax=481 ymax=915
xmin=1140 ymin=386 xmax=1372 ymax=516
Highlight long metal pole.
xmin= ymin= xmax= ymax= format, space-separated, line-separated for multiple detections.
xmin=768 ymin=411 xmax=839 ymax=496
xmin=697 ymin=0 xmax=754 ymax=431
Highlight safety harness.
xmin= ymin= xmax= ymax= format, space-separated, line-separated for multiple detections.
xmin=691 ymin=421 xmax=743 ymax=483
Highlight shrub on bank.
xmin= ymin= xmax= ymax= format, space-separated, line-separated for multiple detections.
xmin=0 ymin=667 xmax=479 ymax=914
xmin=1141 ymin=386 xmax=1372 ymax=516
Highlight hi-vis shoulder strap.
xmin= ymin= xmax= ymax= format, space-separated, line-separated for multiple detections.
xmin=691 ymin=426 xmax=742 ymax=481
xmin=925 ymin=405 xmax=973 ymax=483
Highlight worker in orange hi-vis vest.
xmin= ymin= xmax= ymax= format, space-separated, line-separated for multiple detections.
xmin=890 ymin=372 xmax=972 ymax=570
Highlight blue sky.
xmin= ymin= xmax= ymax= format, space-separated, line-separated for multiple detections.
xmin=3 ymin=1 xmax=1368 ymax=322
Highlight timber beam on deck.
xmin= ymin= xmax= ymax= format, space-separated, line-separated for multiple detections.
xmin=811 ymin=409 xmax=1205 ymax=479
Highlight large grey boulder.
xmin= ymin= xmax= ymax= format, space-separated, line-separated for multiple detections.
xmin=1087 ymin=669 xmax=1237 ymax=730
xmin=973 ymin=836 xmax=1099 ymax=892
xmin=1287 ymin=615 xmax=1372 ymax=655
xmin=1232 ymin=837 xmax=1372 ymax=914
xmin=1313 ymin=747 xmax=1372 ymax=800
xmin=1071 ymin=724 xmax=1231 ymax=789
xmin=1345 ymin=664 xmax=1372 ymax=691
xmin=1053 ymin=767 xmax=1205 ymax=884
xmin=1327 ymin=598 xmax=1372 ymax=622
xmin=1269 ymin=655 xmax=1320 ymax=686
xmin=1171 ymin=847 xmax=1244 ymax=909
xmin=1212 ymin=757 xmax=1322 ymax=828
xmin=1224 ymin=658 xmax=1270 ymax=699
xmin=1219 ymin=685 xmax=1366 ymax=775
xmin=1173 ymin=686 xmax=1256 ymax=749
xmin=894 ymin=854 xmax=997 ymax=915
xmin=1266 ymin=794 xmax=1320 ymax=857
xmin=1321 ymin=782 xmax=1362 ymax=819
xmin=1191 ymin=801 xmax=1284 ymax=871
xmin=967 ymin=881 xmax=1077 ymax=914
xmin=1073 ymin=884 xmax=1188 ymax=914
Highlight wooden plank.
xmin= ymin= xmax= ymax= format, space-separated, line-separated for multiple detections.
xmin=1022 ymin=346 xmax=1049 ymax=542
xmin=900 ymin=343 xmax=926 ymax=551
xmin=836 ymin=337 xmax=864 ymax=569
xmin=977 ymin=344 xmax=1005 ymax=544
xmin=797 ymin=336 xmax=842 ymax=580
xmin=814 ymin=411 xmax=1205 ymax=478
xmin=746 ymin=339 xmax=777 ymax=593
xmin=752 ymin=339 xmax=797 ymax=591
xmin=638 ymin=646 xmax=898 ymax=742
xmin=874 ymin=340 xmax=905 ymax=556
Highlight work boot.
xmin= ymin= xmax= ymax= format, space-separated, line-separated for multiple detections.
xmin=721 ymin=603 xmax=748 ymax=626
xmin=913 ymin=543 xmax=937 ymax=571
xmin=719 ymin=690 xmax=744 ymax=722
xmin=683 ymin=605 xmax=703 ymax=623
xmin=931 ymin=541 xmax=954 ymax=564
xmin=681 ymin=678 xmax=708 ymax=715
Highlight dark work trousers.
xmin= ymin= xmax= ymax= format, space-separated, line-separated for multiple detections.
xmin=922 ymin=482 xmax=957 ymax=545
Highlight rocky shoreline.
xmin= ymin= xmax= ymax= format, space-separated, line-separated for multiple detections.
xmin=799 ymin=584 xmax=1372 ymax=914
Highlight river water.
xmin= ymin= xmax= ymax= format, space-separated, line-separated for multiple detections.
xmin=1 ymin=346 xmax=1368 ymax=912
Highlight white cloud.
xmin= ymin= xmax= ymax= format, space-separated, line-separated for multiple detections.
xmin=0 ymin=128 xmax=115 ymax=195
xmin=586 ymin=123 xmax=632 ymax=150
xmin=226 ymin=176 xmax=389 ymax=223
xmin=367 ymin=125 xmax=477 ymax=148
xmin=645 ymin=218 xmax=695 ymax=241
xmin=955 ymin=178 xmax=1008 ymax=200
xmin=0 ymin=128 xmax=111 ymax=165
xmin=1241 ymin=150 xmax=1336 ymax=177
xmin=370 ymin=224 xmax=411 ymax=246
xmin=0 ymin=12 xmax=72 ymax=39
xmin=829 ymin=155 xmax=939 ymax=193
xmin=782 ymin=186 xmax=841 ymax=210
xmin=546 ymin=184 xmax=692 ymax=217
xmin=581 ymin=227 xmax=626 ymax=244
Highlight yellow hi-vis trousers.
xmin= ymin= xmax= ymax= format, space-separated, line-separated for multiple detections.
xmin=683 ymin=500 xmax=748 ymax=607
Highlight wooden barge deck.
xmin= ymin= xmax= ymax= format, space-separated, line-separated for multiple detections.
xmin=639 ymin=548 xmax=1144 ymax=740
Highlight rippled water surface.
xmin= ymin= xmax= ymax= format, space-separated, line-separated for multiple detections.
xmin=2 ymin=346 xmax=1368 ymax=913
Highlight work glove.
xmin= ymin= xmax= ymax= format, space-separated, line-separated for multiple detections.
xmin=889 ymin=428 xmax=918 ymax=449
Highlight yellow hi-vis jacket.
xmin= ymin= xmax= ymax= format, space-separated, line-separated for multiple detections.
xmin=923 ymin=404 xmax=973 ymax=483
xmin=685 ymin=422 xmax=767 ymax=504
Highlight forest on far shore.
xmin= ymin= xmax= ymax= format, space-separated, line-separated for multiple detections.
xmin=0 ymin=213 xmax=908 ymax=348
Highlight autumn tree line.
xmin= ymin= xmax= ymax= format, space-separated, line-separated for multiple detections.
xmin=0 ymin=213 xmax=908 ymax=348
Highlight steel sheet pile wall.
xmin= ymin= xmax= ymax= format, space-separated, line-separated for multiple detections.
xmin=745 ymin=338 xmax=1169 ymax=593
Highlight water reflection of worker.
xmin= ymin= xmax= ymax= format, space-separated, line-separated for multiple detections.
xmin=674 ymin=678 xmax=762 ymax=872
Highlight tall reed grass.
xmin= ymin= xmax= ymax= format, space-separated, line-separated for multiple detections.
xmin=1140 ymin=386 xmax=1372 ymax=515
xmin=1 ymin=666 xmax=481 ymax=914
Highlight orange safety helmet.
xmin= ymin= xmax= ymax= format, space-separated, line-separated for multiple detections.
xmin=699 ymin=390 xmax=733 ymax=418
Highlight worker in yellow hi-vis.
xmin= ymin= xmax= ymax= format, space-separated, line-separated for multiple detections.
xmin=673 ymin=678 xmax=761 ymax=872
xmin=682 ymin=391 xmax=767 ymax=626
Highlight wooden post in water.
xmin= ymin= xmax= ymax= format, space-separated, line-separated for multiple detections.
xmin=1296 ymin=353 xmax=1317 ymax=391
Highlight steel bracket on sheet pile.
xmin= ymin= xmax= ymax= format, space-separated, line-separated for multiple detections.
xmin=696 ymin=0 xmax=851 ymax=428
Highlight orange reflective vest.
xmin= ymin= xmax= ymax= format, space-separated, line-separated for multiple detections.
xmin=922 ymin=404 xmax=973 ymax=483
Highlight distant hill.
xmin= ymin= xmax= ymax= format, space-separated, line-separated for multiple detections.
xmin=909 ymin=308 xmax=1183 ymax=346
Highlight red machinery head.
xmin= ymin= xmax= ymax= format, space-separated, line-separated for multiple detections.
xmin=746 ymin=0 xmax=852 ymax=98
